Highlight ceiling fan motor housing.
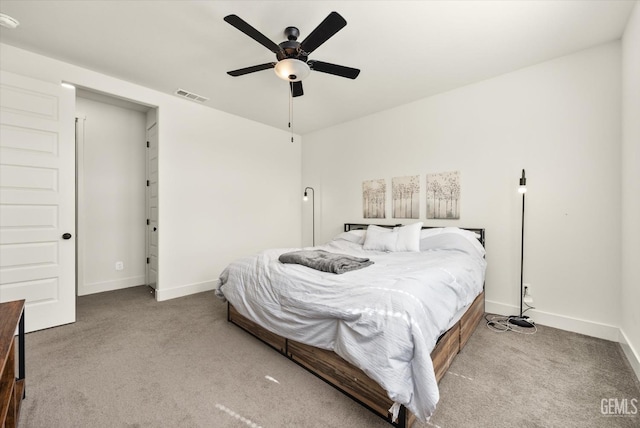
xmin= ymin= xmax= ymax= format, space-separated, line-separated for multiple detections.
xmin=277 ymin=40 xmax=307 ymax=62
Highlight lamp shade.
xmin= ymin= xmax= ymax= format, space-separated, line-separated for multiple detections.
xmin=274 ymin=59 xmax=310 ymax=82
xmin=303 ymin=187 xmax=315 ymax=246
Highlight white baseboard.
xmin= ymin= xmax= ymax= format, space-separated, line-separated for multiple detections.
xmin=155 ymin=279 xmax=218 ymax=302
xmin=485 ymin=300 xmax=620 ymax=341
xmin=619 ymin=329 xmax=640 ymax=382
xmin=486 ymin=299 xmax=640 ymax=382
xmin=78 ymin=275 xmax=146 ymax=296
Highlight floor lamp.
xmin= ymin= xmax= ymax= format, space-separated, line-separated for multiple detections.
xmin=303 ymin=187 xmax=315 ymax=246
xmin=509 ymin=169 xmax=535 ymax=328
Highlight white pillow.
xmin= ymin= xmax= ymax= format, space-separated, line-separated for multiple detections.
xmin=420 ymin=227 xmax=480 ymax=240
xmin=395 ymin=222 xmax=423 ymax=252
xmin=363 ymin=225 xmax=397 ymax=251
xmin=363 ymin=223 xmax=423 ymax=252
xmin=332 ymin=230 xmax=366 ymax=244
xmin=419 ymin=227 xmax=485 ymax=256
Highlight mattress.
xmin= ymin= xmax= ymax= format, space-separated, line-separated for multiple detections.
xmin=219 ymin=232 xmax=486 ymax=421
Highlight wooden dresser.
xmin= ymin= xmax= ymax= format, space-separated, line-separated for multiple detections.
xmin=0 ymin=300 xmax=25 ymax=428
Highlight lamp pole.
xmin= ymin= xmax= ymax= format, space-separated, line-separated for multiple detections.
xmin=520 ymin=174 xmax=526 ymax=318
xmin=509 ymin=170 xmax=534 ymax=328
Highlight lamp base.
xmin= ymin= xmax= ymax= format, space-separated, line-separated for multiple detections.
xmin=508 ymin=316 xmax=535 ymax=328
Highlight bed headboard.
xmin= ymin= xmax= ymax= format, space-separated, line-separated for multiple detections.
xmin=344 ymin=223 xmax=485 ymax=247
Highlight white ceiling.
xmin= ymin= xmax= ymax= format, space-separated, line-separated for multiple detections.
xmin=0 ymin=1 xmax=635 ymax=134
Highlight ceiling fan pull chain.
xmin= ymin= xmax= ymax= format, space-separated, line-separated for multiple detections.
xmin=289 ymin=86 xmax=294 ymax=143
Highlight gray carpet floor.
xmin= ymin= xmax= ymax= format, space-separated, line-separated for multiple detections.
xmin=18 ymin=286 xmax=640 ymax=428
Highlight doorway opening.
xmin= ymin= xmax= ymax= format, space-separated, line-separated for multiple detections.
xmin=75 ymin=88 xmax=158 ymax=297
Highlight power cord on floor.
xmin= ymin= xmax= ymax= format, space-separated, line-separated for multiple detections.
xmin=485 ymin=314 xmax=538 ymax=334
xmin=486 ymin=293 xmax=538 ymax=334
xmin=485 ymin=313 xmax=538 ymax=334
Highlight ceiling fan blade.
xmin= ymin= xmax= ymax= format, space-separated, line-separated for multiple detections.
xmin=227 ymin=62 xmax=276 ymax=77
xmin=308 ymin=60 xmax=360 ymax=79
xmin=290 ymin=81 xmax=304 ymax=97
xmin=299 ymin=12 xmax=347 ymax=54
xmin=224 ymin=14 xmax=282 ymax=54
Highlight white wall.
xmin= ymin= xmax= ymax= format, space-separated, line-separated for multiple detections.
xmin=303 ymin=42 xmax=622 ymax=341
xmin=76 ymin=96 xmax=147 ymax=295
xmin=621 ymin=1 xmax=640 ymax=379
xmin=156 ymin=99 xmax=302 ymax=300
xmin=0 ymin=43 xmax=302 ymax=301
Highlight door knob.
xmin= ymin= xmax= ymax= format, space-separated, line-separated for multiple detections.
xmin=62 ymin=233 xmax=72 ymax=240
xmin=153 ymin=227 xmax=157 ymax=231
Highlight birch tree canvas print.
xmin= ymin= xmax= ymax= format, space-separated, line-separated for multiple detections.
xmin=426 ymin=171 xmax=461 ymax=219
xmin=392 ymin=175 xmax=420 ymax=219
xmin=363 ymin=179 xmax=386 ymax=218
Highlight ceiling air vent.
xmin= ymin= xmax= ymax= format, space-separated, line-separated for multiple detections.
xmin=175 ymin=88 xmax=209 ymax=103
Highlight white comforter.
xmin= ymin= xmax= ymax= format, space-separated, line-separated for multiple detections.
xmin=219 ymin=235 xmax=486 ymax=421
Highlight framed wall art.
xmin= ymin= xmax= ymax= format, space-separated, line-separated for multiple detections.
xmin=392 ymin=175 xmax=419 ymax=219
xmin=426 ymin=171 xmax=460 ymax=219
xmin=363 ymin=179 xmax=386 ymax=219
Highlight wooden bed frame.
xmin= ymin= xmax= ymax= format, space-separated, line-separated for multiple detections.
xmin=227 ymin=224 xmax=486 ymax=427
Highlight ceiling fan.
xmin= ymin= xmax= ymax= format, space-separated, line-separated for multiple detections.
xmin=224 ymin=12 xmax=360 ymax=97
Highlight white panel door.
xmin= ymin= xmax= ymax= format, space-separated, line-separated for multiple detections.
xmin=146 ymin=122 xmax=158 ymax=290
xmin=0 ymin=70 xmax=76 ymax=332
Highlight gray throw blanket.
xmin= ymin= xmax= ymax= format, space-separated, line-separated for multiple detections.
xmin=278 ymin=250 xmax=374 ymax=274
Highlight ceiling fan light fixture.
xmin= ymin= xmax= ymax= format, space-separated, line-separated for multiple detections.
xmin=274 ymin=58 xmax=310 ymax=82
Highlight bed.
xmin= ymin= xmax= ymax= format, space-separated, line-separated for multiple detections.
xmin=218 ymin=223 xmax=486 ymax=427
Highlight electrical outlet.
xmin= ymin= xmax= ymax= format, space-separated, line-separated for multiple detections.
xmin=115 ymin=261 xmax=124 ymax=271
xmin=523 ymin=283 xmax=533 ymax=304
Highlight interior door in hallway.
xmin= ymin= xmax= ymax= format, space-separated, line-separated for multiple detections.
xmin=0 ymin=70 xmax=76 ymax=332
